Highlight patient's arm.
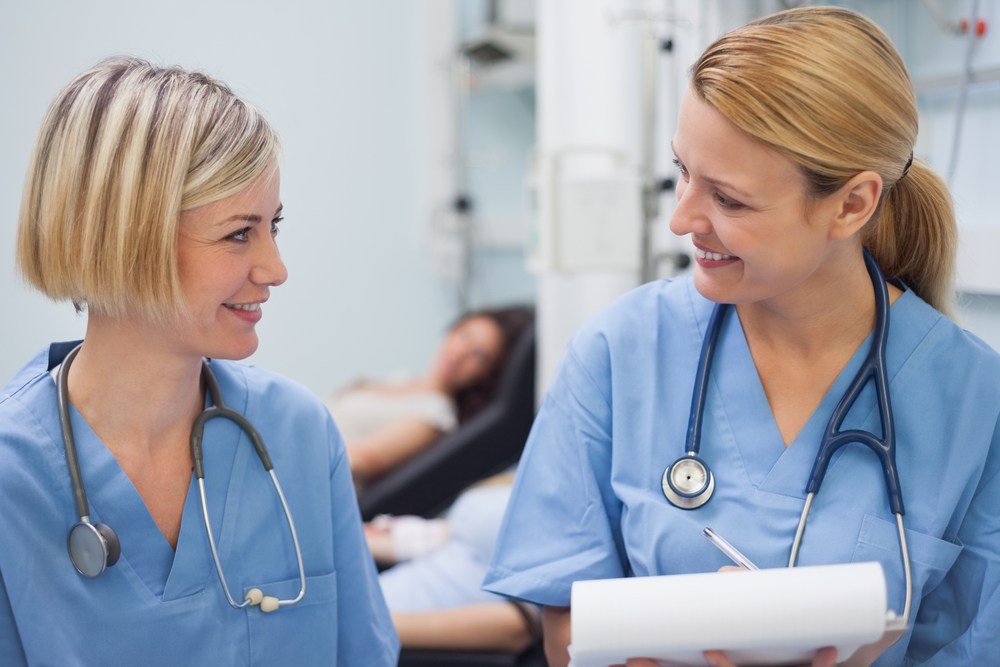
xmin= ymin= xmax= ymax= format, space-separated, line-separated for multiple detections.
xmin=392 ymin=602 xmax=535 ymax=653
xmin=347 ymin=417 xmax=443 ymax=483
xmin=364 ymin=516 xmax=450 ymax=566
xmin=363 ymin=522 xmax=396 ymax=565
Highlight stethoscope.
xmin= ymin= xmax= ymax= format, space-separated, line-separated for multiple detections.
xmin=661 ymin=248 xmax=912 ymax=630
xmin=57 ymin=344 xmax=306 ymax=612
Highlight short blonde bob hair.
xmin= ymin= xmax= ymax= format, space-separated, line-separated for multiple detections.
xmin=692 ymin=7 xmax=956 ymax=315
xmin=17 ymin=56 xmax=280 ymax=322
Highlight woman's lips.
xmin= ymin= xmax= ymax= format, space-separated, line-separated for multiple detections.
xmin=694 ymin=247 xmax=735 ymax=261
xmin=693 ymin=245 xmax=739 ymax=268
xmin=223 ymin=302 xmax=263 ymax=323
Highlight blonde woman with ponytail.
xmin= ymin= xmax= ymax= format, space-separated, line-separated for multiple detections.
xmin=483 ymin=8 xmax=1000 ymax=667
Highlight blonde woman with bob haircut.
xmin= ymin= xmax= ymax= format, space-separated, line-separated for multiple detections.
xmin=0 ymin=57 xmax=399 ymax=666
xmin=483 ymin=8 xmax=1000 ymax=667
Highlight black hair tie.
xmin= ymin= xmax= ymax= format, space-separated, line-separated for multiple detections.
xmin=901 ymin=152 xmax=914 ymax=179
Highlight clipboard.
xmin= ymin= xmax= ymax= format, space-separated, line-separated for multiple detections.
xmin=568 ymin=562 xmax=898 ymax=667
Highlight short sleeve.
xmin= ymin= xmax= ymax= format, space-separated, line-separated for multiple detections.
xmin=326 ymin=416 xmax=401 ymax=665
xmin=482 ymin=340 xmax=628 ymax=606
xmin=901 ymin=420 xmax=1000 ymax=665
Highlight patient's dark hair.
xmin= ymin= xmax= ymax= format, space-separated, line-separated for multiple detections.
xmin=453 ymin=307 xmax=533 ymax=424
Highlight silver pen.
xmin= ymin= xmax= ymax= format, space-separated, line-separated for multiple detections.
xmin=703 ymin=527 xmax=759 ymax=571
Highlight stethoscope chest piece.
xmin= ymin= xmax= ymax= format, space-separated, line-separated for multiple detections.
xmin=68 ymin=520 xmax=121 ymax=578
xmin=662 ymin=454 xmax=715 ymax=509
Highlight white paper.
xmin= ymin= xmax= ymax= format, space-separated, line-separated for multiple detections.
xmin=568 ymin=562 xmax=888 ymax=667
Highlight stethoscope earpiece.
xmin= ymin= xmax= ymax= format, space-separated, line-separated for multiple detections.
xmin=662 ymin=454 xmax=715 ymax=509
xmin=67 ymin=520 xmax=120 ymax=578
xmin=244 ymin=588 xmax=280 ymax=612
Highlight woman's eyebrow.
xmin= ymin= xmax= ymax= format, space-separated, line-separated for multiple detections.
xmin=703 ymin=175 xmax=753 ymax=201
xmin=219 ymin=204 xmax=283 ymax=226
xmin=222 ymin=214 xmax=262 ymax=224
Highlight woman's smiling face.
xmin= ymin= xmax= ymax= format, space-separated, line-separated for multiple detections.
xmin=175 ymin=167 xmax=287 ymax=361
xmin=668 ymin=89 xmax=843 ymax=307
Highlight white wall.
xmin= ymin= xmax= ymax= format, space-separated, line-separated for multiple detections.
xmin=0 ymin=0 xmax=459 ymax=397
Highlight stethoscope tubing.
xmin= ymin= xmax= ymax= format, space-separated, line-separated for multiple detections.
xmin=56 ymin=345 xmax=91 ymax=521
xmin=685 ymin=301 xmax=729 ymax=459
xmin=196 ymin=470 xmax=306 ymax=610
xmin=788 ymin=493 xmax=911 ymax=630
xmin=190 ymin=358 xmax=306 ymax=610
xmin=193 ymin=359 xmax=273 ymax=477
xmin=788 ymin=250 xmax=911 ymax=627
xmin=805 ymin=248 xmax=903 ymax=515
xmin=660 ymin=301 xmax=729 ymax=507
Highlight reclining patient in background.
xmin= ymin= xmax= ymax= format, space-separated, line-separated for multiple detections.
xmin=326 ymin=308 xmax=530 ymax=489
xmin=366 ymin=473 xmax=541 ymax=654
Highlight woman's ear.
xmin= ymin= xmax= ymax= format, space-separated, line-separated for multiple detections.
xmin=828 ymin=170 xmax=883 ymax=240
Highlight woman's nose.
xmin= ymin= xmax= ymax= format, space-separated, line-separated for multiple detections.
xmin=668 ymin=181 xmax=711 ymax=238
xmin=251 ymin=236 xmax=288 ymax=287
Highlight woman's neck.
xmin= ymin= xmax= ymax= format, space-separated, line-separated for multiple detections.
xmin=736 ymin=246 xmax=897 ymax=358
xmin=67 ymin=313 xmax=205 ymax=458
xmin=733 ymin=244 xmax=902 ymax=446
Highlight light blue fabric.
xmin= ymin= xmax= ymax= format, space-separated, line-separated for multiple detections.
xmin=0 ymin=344 xmax=399 ymax=666
xmin=380 ymin=484 xmax=512 ymax=611
xmin=483 ymin=276 xmax=1000 ymax=666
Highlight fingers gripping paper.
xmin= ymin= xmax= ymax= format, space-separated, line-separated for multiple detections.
xmin=569 ymin=562 xmax=889 ymax=667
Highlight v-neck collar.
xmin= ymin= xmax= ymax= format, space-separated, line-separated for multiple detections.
xmin=692 ymin=285 xmax=935 ymax=499
xmin=65 ymin=361 xmax=249 ymax=601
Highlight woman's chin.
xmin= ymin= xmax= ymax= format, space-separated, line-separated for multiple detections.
xmin=692 ymin=271 xmax=765 ymax=307
xmin=203 ymin=335 xmax=259 ymax=362
xmin=692 ymin=273 xmax=734 ymax=305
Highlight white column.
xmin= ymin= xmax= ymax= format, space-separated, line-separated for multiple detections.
xmin=535 ymin=0 xmax=646 ymax=396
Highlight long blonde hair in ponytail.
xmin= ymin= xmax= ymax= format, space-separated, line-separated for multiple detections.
xmin=691 ymin=7 xmax=956 ymax=316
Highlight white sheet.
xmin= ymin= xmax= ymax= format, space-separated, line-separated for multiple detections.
xmin=568 ymin=562 xmax=889 ymax=667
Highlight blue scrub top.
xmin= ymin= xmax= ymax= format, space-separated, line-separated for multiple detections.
xmin=484 ymin=277 xmax=1000 ymax=666
xmin=0 ymin=344 xmax=400 ymax=666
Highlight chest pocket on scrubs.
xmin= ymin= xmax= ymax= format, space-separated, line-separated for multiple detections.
xmin=851 ymin=515 xmax=962 ymax=614
xmin=245 ymin=571 xmax=338 ymax=665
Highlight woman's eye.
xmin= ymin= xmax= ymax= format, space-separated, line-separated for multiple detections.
xmin=672 ymin=158 xmax=688 ymax=177
xmin=227 ymin=227 xmax=251 ymax=242
xmin=271 ymin=216 xmax=284 ymax=235
xmin=713 ymin=192 xmax=744 ymax=210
